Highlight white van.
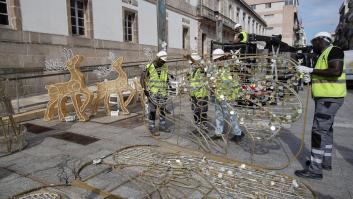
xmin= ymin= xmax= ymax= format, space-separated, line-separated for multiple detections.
xmin=345 ymin=50 xmax=353 ymax=86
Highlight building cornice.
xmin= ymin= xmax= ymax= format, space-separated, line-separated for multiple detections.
xmin=238 ymin=0 xmax=268 ymax=25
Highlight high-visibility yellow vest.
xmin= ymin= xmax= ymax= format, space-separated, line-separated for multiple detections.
xmin=312 ymin=46 xmax=346 ymax=98
xmin=240 ymin=31 xmax=248 ymax=43
xmin=190 ymin=68 xmax=208 ymax=98
xmin=215 ymin=68 xmax=239 ymax=101
xmin=146 ymin=63 xmax=168 ymax=96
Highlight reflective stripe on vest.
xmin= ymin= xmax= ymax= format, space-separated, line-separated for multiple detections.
xmin=240 ymin=31 xmax=248 ymax=43
xmin=312 ymin=46 xmax=346 ymax=98
xmin=146 ymin=64 xmax=168 ymax=96
xmin=215 ymin=68 xmax=239 ymax=101
xmin=190 ymin=68 xmax=208 ymax=98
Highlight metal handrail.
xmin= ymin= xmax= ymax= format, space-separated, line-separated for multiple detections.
xmin=1 ymin=58 xmax=185 ymax=81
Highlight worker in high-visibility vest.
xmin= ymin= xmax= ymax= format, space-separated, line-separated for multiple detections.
xmin=211 ymin=49 xmax=243 ymax=142
xmin=188 ymin=53 xmax=209 ymax=132
xmin=140 ymin=50 xmax=170 ymax=136
xmin=233 ymin=24 xmax=248 ymax=43
xmin=295 ymin=32 xmax=346 ymax=180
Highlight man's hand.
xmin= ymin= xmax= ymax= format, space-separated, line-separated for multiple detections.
xmin=296 ymin=65 xmax=313 ymax=74
xmin=303 ymin=74 xmax=311 ymax=83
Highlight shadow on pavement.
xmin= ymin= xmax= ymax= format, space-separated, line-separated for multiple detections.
xmin=238 ymin=134 xmax=281 ymax=155
xmin=279 ymin=128 xmax=311 ymax=168
xmin=334 ymin=142 xmax=353 ymax=167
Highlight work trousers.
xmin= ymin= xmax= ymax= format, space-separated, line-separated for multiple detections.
xmin=191 ymin=96 xmax=208 ymax=125
xmin=309 ymin=97 xmax=344 ymax=174
xmin=148 ymin=99 xmax=166 ymax=129
xmin=215 ymin=99 xmax=241 ymax=136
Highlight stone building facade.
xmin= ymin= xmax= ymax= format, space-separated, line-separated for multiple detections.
xmin=0 ymin=0 xmax=268 ymax=107
xmin=197 ymin=0 xmax=267 ymax=56
xmin=0 ymin=0 xmax=268 ymax=72
xmin=244 ymin=0 xmax=304 ymax=46
xmin=0 ymin=0 xmax=200 ymax=73
xmin=335 ymin=0 xmax=353 ymax=50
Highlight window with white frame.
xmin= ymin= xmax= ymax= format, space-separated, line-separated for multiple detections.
xmin=123 ymin=10 xmax=138 ymax=42
xmin=166 ymin=19 xmax=169 ymax=45
xmin=243 ymin=13 xmax=246 ymax=25
xmin=0 ymin=0 xmax=9 ymax=25
xmin=182 ymin=26 xmax=190 ymax=49
xmin=250 ymin=5 xmax=256 ymax=10
xmin=236 ymin=7 xmax=240 ymax=22
xmin=265 ymin=3 xmax=271 ymax=8
xmin=229 ymin=5 xmax=233 ymax=20
xmin=70 ymin=0 xmax=85 ymax=36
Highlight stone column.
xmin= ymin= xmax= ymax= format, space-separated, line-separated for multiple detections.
xmin=9 ymin=0 xmax=22 ymax=30
xmin=215 ymin=11 xmax=223 ymax=42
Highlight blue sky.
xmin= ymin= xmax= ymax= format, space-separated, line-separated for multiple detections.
xmin=299 ymin=0 xmax=344 ymax=42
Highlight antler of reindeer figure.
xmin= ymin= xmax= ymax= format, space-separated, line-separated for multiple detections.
xmin=44 ymin=48 xmax=74 ymax=71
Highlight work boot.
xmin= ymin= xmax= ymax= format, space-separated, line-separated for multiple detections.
xmin=230 ymin=132 xmax=244 ymax=143
xmin=149 ymin=126 xmax=160 ymax=136
xmin=295 ymin=169 xmax=322 ymax=180
xmin=150 ymin=129 xmax=160 ymax=136
xmin=305 ymin=160 xmax=332 ymax=170
xmin=210 ymin=132 xmax=224 ymax=140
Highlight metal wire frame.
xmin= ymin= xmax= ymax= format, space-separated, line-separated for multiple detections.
xmin=73 ymin=144 xmax=315 ymax=199
xmin=141 ymin=53 xmax=304 ymax=162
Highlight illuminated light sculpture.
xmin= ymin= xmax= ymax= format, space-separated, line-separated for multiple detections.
xmin=138 ymin=51 xmax=305 ymax=168
xmin=11 ymin=145 xmax=315 ymax=199
xmin=43 ymin=55 xmax=94 ymax=122
xmin=93 ymin=56 xmax=136 ymax=115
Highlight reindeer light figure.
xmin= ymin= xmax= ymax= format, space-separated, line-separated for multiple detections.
xmin=44 ymin=54 xmax=94 ymax=122
xmin=93 ymin=56 xmax=136 ymax=115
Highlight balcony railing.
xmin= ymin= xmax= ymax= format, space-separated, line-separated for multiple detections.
xmin=198 ymin=5 xmax=236 ymax=29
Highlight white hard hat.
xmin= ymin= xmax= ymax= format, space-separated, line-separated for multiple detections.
xmin=191 ymin=52 xmax=201 ymax=61
xmin=312 ymin=32 xmax=333 ymax=43
xmin=212 ymin=49 xmax=225 ymax=60
xmin=156 ymin=50 xmax=168 ymax=61
xmin=234 ymin=24 xmax=242 ymax=29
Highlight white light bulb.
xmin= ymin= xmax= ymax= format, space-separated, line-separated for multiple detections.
xmin=270 ymin=125 xmax=276 ymax=131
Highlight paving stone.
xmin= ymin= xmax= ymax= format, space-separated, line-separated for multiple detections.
xmin=1 ymin=88 xmax=353 ymax=198
xmin=90 ymin=113 xmax=138 ymax=124
xmin=0 ymin=167 xmax=42 ymax=198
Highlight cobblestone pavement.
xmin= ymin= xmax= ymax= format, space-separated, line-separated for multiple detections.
xmin=1 ymin=88 xmax=353 ymax=199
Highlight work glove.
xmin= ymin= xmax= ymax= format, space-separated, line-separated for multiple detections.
xmin=295 ymin=65 xmax=313 ymax=74
xmin=303 ymin=73 xmax=311 ymax=83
